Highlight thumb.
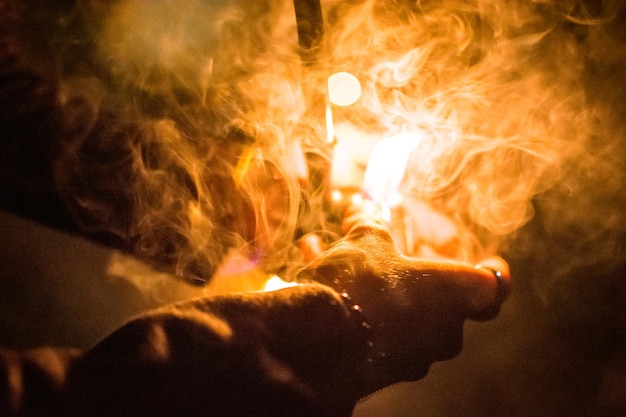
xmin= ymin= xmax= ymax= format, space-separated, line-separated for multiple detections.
xmin=400 ymin=256 xmax=511 ymax=321
xmin=468 ymin=256 xmax=511 ymax=321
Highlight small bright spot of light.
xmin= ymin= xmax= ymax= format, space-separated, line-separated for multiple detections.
xmin=262 ymin=275 xmax=299 ymax=292
xmin=351 ymin=193 xmax=364 ymax=205
xmin=328 ymin=72 xmax=362 ymax=107
xmin=331 ymin=189 xmax=343 ymax=203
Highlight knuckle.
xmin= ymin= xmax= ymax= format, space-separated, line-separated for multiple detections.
xmin=347 ymin=223 xmax=394 ymax=246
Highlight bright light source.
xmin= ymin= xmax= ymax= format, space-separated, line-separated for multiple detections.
xmin=328 ymin=72 xmax=362 ymax=107
xmin=387 ymin=191 xmax=403 ymax=207
xmin=350 ymin=192 xmax=364 ymax=205
xmin=262 ymin=275 xmax=299 ymax=292
xmin=362 ymin=133 xmax=421 ymax=205
xmin=331 ymin=189 xmax=343 ymax=203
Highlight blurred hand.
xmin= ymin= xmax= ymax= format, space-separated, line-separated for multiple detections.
xmin=299 ymin=201 xmax=511 ymax=384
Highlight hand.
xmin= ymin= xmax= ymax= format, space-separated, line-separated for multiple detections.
xmin=298 ymin=202 xmax=511 ymax=385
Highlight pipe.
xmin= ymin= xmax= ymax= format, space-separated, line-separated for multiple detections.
xmin=293 ymin=0 xmax=324 ymax=66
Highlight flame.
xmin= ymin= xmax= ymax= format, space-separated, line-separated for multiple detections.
xmin=46 ymin=0 xmax=625 ymax=288
xmin=362 ymin=133 xmax=422 ymax=205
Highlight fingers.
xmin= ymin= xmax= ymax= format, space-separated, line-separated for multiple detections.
xmin=306 ymin=201 xmax=512 ymax=323
xmin=342 ymin=203 xmax=512 ymax=320
xmin=469 ymin=256 xmax=511 ymax=321
xmin=400 ymin=255 xmax=511 ymax=320
xmin=443 ymin=257 xmax=512 ymax=320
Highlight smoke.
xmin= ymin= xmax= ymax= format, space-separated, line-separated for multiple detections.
xmin=319 ymin=0 xmax=614 ymax=262
xmin=52 ymin=0 xmax=309 ymax=282
xmin=40 ymin=0 xmax=625 ymax=284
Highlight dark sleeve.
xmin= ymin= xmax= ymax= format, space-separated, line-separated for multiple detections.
xmin=1 ymin=284 xmax=368 ymax=417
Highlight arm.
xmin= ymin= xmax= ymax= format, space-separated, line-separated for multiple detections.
xmin=71 ymin=283 xmax=369 ymax=417
xmin=1 ymin=219 xmax=510 ymax=417
xmin=2 ymin=284 xmax=368 ymax=417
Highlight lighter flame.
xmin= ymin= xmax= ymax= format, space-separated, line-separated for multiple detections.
xmin=362 ymin=133 xmax=422 ymax=205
